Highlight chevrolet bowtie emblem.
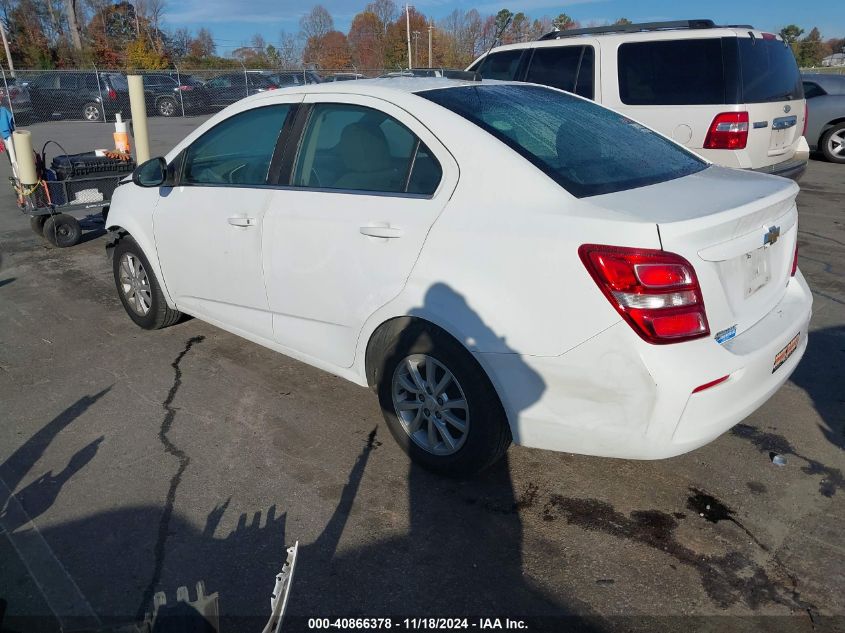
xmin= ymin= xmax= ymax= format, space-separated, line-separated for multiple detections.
xmin=764 ymin=225 xmax=781 ymax=246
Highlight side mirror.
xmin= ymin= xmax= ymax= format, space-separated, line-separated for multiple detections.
xmin=132 ymin=157 xmax=167 ymax=188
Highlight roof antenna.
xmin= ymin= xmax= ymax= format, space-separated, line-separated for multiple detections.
xmin=475 ymin=9 xmax=513 ymax=81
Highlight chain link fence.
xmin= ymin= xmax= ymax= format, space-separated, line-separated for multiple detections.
xmin=0 ymin=66 xmax=428 ymax=125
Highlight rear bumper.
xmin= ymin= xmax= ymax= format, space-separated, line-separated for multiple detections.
xmin=478 ymin=272 xmax=813 ymax=459
xmin=751 ymin=156 xmax=808 ymax=182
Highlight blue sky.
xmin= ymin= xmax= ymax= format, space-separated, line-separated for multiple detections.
xmin=165 ymin=0 xmax=845 ymax=54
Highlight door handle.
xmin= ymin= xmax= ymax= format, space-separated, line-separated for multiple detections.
xmin=359 ymin=225 xmax=403 ymax=239
xmin=228 ymin=216 xmax=256 ymax=227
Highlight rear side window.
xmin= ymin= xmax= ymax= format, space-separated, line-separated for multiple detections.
xmin=802 ymin=82 xmax=826 ymax=99
xmin=58 ymin=75 xmax=79 ymax=90
xmin=618 ymin=39 xmax=726 ymax=105
xmin=738 ymin=38 xmax=802 ymax=102
xmin=182 ymin=105 xmax=291 ymax=186
xmin=473 ymin=50 xmax=523 ymax=81
xmin=421 ymin=84 xmax=706 ymax=198
xmin=526 ymin=46 xmax=595 ymax=99
xmin=292 ymin=103 xmax=441 ymax=195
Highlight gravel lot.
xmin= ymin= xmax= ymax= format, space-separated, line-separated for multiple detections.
xmin=0 ymin=118 xmax=843 ymax=633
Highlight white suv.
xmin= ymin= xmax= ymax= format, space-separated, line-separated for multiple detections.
xmin=470 ymin=20 xmax=809 ymax=180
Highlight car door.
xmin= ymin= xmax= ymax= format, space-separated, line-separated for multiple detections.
xmin=56 ymin=73 xmax=81 ymax=117
xmin=153 ymin=98 xmax=301 ymax=340
xmin=262 ymin=95 xmax=459 ymax=368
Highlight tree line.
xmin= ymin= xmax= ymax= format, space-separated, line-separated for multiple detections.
xmin=779 ymin=25 xmax=844 ymax=67
xmin=0 ymin=0 xmax=627 ymax=70
xmin=1 ymin=0 xmax=842 ymax=72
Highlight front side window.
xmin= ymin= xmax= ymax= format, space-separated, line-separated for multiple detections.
xmin=292 ymin=103 xmax=441 ymax=195
xmin=421 ymin=84 xmax=706 ymax=198
xmin=206 ymin=76 xmax=232 ymax=89
xmin=618 ymin=39 xmax=726 ymax=105
xmin=472 ymin=50 xmax=523 ymax=81
xmin=182 ymin=105 xmax=291 ymax=186
xmin=526 ymin=46 xmax=595 ymax=99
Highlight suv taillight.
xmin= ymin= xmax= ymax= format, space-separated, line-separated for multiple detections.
xmin=802 ymin=101 xmax=808 ymax=137
xmin=704 ymin=112 xmax=749 ymax=150
xmin=108 ymin=87 xmax=117 ymax=100
xmin=178 ymin=85 xmax=193 ymax=91
xmin=579 ymin=244 xmax=710 ymax=344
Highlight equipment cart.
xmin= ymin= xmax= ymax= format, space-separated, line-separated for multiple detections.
xmin=12 ymin=145 xmax=135 ymax=248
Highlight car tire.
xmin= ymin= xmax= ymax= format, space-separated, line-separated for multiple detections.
xmin=112 ymin=236 xmax=181 ymax=330
xmin=83 ymin=102 xmax=103 ymax=122
xmin=376 ymin=323 xmax=511 ymax=477
xmin=42 ymin=214 xmax=82 ymax=247
xmin=30 ymin=215 xmax=48 ymax=235
xmin=820 ymin=123 xmax=845 ymax=164
xmin=157 ymin=97 xmax=177 ymax=117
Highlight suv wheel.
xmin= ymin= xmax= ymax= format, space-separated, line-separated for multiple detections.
xmin=158 ymin=97 xmax=177 ymax=117
xmin=83 ymin=102 xmax=103 ymax=122
xmin=376 ymin=324 xmax=511 ymax=477
xmin=821 ymin=123 xmax=845 ymax=164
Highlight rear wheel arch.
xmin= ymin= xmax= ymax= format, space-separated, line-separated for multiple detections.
xmin=819 ymin=117 xmax=845 ymax=143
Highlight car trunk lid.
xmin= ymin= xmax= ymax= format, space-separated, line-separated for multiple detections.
xmin=586 ymin=166 xmax=799 ymax=340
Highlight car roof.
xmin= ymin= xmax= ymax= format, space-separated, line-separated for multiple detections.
xmin=485 ymin=25 xmax=781 ymax=56
xmin=276 ymin=76 xmax=485 ymax=96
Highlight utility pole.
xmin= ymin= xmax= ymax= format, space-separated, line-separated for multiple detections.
xmin=413 ymin=31 xmax=420 ymax=68
xmin=428 ymin=21 xmax=433 ymax=68
xmin=0 ymin=23 xmax=14 ymax=78
xmin=405 ymin=4 xmax=412 ymax=69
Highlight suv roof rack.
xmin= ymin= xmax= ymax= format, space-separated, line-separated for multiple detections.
xmin=538 ymin=19 xmax=751 ymax=41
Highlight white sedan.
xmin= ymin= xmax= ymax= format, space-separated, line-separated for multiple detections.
xmin=107 ymin=78 xmax=812 ymax=476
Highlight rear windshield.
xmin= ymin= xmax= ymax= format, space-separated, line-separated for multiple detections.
xmin=420 ymin=84 xmax=706 ymax=198
xmin=738 ymin=38 xmax=803 ymax=102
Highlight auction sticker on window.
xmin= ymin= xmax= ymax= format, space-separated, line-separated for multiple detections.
xmin=772 ymin=333 xmax=800 ymax=373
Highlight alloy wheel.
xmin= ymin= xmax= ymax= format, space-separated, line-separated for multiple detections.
xmin=84 ymin=105 xmax=101 ymax=121
xmin=827 ymin=130 xmax=845 ymax=157
xmin=392 ymin=354 xmax=470 ymax=456
xmin=118 ymin=252 xmax=152 ymax=316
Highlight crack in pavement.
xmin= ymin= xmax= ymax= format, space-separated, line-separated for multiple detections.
xmin=135 ymin=335 xmax=205 ymax=621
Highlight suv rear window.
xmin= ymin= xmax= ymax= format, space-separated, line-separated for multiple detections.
xmin=618 ymin=39 xmax=726 ymax=105
xmin=738 ymin=38 xmax=802 ymax=102
xmin=420 ymin=84 xmax=706 ymax=198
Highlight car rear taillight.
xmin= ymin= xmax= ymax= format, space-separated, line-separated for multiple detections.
xmin=704 ymin=112 xmax=749 ymax=150
xmin=579 ymin=244 xmax=710 ymax=345
xmin=791 ymin=242 xmax=798 ymax=276
xmin=177 ymin=85 xmax=194 ymax=91
xmin=108 ymin=87 xmax=117 ymax=100
xmin=802 ymin=101 xmax=808 ymax=137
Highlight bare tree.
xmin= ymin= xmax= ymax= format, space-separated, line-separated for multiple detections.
xmin=365 ymin=0 xmax=396 ymax=34
xmin=64 ymin=0 xmax=82 ymax=50
xmin=299 ymin=4 xmax=333 ymax=42
xmin=278 ymin=30 xmax=302 ymax=68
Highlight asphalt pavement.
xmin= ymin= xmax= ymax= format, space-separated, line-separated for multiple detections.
xmin=0 ymin=117 xmax=843 ymax=633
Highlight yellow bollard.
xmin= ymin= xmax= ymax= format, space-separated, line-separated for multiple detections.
xmin=128 ymin=75 xmax=150 ymax=163
xmin=12 ymin=130 xmax=37 ymax=185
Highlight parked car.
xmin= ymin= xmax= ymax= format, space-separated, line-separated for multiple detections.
xmin=106 ymin=78 xmax=811 ymax=476
xmin=470 ymin=19 xmax=808 ymax=180
xmin=0 ymin=77 xmax=33 ymax=122
xmin=202 ymin=72 xmax=277 ymax=109
xmin=325 ymin=73 xmax=366 ymax=82
xmin=28 ymin=71 xmax=129 ymax=122
xmin=802 ymin=73 xmax=845 ymax=163
xmin=140 ymin=73 xmax=207 ymax=116
xmin=263 ymin=70 xmax=322 ymax=87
